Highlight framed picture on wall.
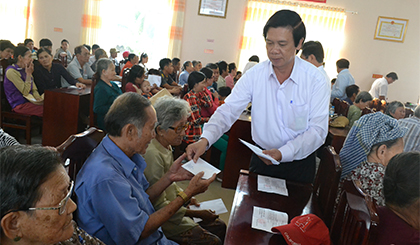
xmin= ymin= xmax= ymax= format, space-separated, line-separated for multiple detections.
xmin=374 ymin=16 xmax=408 ymax=43
xmin=198 ymin=0 xmax=228 ymax=18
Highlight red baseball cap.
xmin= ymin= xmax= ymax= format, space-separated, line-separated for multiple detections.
xmin=272 ymin=214 xmax=331 ymax=245
xmin=123 ymin=51 xmax=130 ymax=58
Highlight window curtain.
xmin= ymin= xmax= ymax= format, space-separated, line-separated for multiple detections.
xmin=167 ymin=0 xmax=186 ymax=58
xmin=81 ymin=0 xmax=102 ymax=46
xmin=239 ymin=0 xmax=346 ymax=75
xmin=0 ymin=0 xmax=33 ymax=45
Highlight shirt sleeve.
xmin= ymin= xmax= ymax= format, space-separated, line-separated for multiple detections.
xmin=330 ymin=74 xmax=346 ymax=100
xmin=67 ymin=63 xmax=82 ymax=80
xmin=378 ymin=82 xmax=388 ymax=97
xmin=91 ymin=179 xmax=148 ymax=245
xmin=5 ymin=69 xmax=33 ymax=96
xmin=58 ymin=65 xmax=77 ymax=85
xmin=278 ymin=74 xmax=330 ymax=162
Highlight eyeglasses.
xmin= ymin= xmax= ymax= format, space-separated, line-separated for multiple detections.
xmin=5 ymin=181 xmax=75 ymax=216
xmin=27 ymin=180 xmax=74 ymax=215
xmin=168 ymin=123 xmax=189 ymax=134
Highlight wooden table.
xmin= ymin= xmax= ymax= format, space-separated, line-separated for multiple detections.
xmin=42 ymin=86 xmax=91 ymax=147
xmin=326 ymin=126 xmax=350 ymax=153
xmin=222 ymin=112 xmax=253 ymax=189
xmin=225 ymin=170 xmax=313 ymax=245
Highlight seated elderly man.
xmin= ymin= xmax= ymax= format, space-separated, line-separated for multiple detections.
xmin=67 ymin=45 xmax=94 ymax=85
xmin=398 ymin=105 xmax=420 ymax=152
xmin=75 ymin=92 xmax=216 ymax=245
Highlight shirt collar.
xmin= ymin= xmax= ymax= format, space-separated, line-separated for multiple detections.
xmin=102 ymin=135 xmax=147 ymax=178
xmin=267 ymin=56 xmax=300 ymax=85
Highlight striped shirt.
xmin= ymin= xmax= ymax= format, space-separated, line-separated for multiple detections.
xmin=398 ymin=116 xmax=420 ymax=152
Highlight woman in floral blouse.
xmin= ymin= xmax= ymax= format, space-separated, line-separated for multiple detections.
xmin=183 ymin=71 xmax=211 ymax=144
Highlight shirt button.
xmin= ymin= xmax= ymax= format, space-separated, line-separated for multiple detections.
xmin=134 ymin=167 xmax=137 ymax=171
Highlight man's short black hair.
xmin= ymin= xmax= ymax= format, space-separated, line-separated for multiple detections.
xmin=249 ymin=55 xmax=259 ymax=63
xmin=206 ymin=63 xmax=218 ymax=70
xmin=39 ymin=38 xmax=52 ymax=47
xmin=217 ymin=61 xmax=228 ymax=74
xmin=218 ymin=86 xmax=231 ymax=97
xmin=263 ymin=10 xmax=306 ymax=47
xmin=345 ymin=84 xmax=359 ymax=98
xmin=24 ymin=39 xmax=33 ymax=46
xmin=386 ymin=72 xmax=398 ymax=80
xmin=83 ymin=44 xmax=91 ymax=51
xmin=159 ymin=58 xmax=171 ymax=70
xmin=0 ymin=40 xmax=15 ymax=51
xmin=128 ymin=53 xmax=137 ymax=62
xmin=301 ymin=41 xmax=324 ymax=64
xmin=92 ymin=44 xmax=100 ymax=50
xmin=61 ymin=39 xmax=69 ymax=45
xmin=336 ymin=58 xmax=350 ymax=69
xmin=172 ymin=57 xmax=180 ymax=66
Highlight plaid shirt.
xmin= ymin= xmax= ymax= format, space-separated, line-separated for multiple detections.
xmin=183 ymin=90 xmax=211 ymax=143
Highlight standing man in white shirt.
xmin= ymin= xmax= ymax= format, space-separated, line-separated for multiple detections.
xmin=369 ymin=72 xmax=398 ymax=101
xmin=330 ymin=58 xmax=355 ymax=102
xmin=300 ymin=41 xmax=330 ymax=87
xmin=186 ymin=10 xmax=330 ymax=183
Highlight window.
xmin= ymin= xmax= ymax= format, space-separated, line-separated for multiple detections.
xmin=82 ymin=0 xmax=184 ymax=68
xmin=0 ymin=0 xmax=33 ymax=44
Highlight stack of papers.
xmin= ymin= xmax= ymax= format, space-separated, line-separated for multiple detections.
xmin=182 ymin=158 xmax=221 ymax=179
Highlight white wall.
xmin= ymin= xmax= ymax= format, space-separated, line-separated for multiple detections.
xmin=29 ymin=0 xmax=420 ymax=103
xmin=31 ymin=0 xmax=84 ymax=54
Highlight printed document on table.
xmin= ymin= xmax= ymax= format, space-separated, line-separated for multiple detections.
xmin=251 ymin=206 xmax=288 ymax=233
xmin=182 ymin=158 xmax=221 ymax=179
xmin=258 ymin=175 xmax=288 ymax=196
xmin=189 ymin=198 xmax=228 ymax=222
xmin=239 ymin=139 xmax=279 ymax=165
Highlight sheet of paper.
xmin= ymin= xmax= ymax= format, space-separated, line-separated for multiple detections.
xmin=182 ymin=158 xmax=221 ymax=179
xmin=251 ymin=206 xmax=288 ymax=233
xmin=147 ymin=74 xmax=161 ymax=87
xmin=189 ymin=198 xmax=228 ymax=223
xmin=258 ymin=175 xmax=288 ymax=196
xmin=239 ymin=139 xmax=279 ymax=165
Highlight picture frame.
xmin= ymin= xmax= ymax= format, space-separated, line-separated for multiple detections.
xmin=374 ymin=16 xmax=408 ymax=43
xmin=198 ymin=0 xmax=228 ymax=19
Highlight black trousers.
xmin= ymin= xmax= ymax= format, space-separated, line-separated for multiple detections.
xmin=249 ymin=151 xmax=316 ymax=183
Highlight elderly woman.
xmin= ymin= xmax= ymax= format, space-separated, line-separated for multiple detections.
xmin=377 ymin=152 xmax=420 ymax=244
xmin=385 ymin=100 xmax=406 ymax=119
xmin=179 ymin=61 xmax=193 ymax=86
xmin=183 ymin=71 xmax=212 ymax=144
xmin=33 ymin=48 xmax=85 ymax=95
xmin=93 ymin=58 xmax=122 ymax=130
xmin=143 ymin=96 xmax=226 ymax=245
xmin=339 ymin=112 xmax=406 ymax=206
xmin=346 ymin=91 xmax=373 ymax=127
xmin=4 ymin=46 xmax=43 ymax=117
xmin=0 ymin=145 xmax=104 ymax=245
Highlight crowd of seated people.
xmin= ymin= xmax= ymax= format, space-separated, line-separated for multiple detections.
xmin=346 ymin=91 xmax=373 ymax=127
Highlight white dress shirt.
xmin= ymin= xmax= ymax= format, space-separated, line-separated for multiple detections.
xmin=201 ymin=57 xmax=330 ymax=163
xmin=318 ymin=65 xmax=330 ymax=88
xmin=369 ymin=77 xmax=388 ymax=99
xmin=331 ymin=69 xmax=355 ymax=101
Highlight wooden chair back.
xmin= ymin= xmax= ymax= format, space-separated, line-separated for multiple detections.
xmin=60 ymin=55 xmax=67 ymax=68
xmin=339 ymin=100 xmax=350 ymax=117
xmin=56 ymin=127 xmax=105 ymax=181
xmin=332 ymin=98 xmax=341 ymax=113
xmin=312 ymin=145 xmax=342 ymax=228
xmin=89 ymin=77 xmax=97 ymax=127
xmin=52 ymin=58 xmax=63 ymax=66
xmin=121 ymin=67 xmax=129 ymax=92
xmin=405 ymin=108 xmax=414 ymax=118
xmin=330 ymin=179 xmax=379 ymax=245
xmin=361 ymin=107 xmax=374 ymax=116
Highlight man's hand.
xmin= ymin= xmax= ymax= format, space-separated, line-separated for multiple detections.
xmin=188 ymin=197 xmax=200 ymax=207
xmin=76 ymin=82 xmax=86 ymax=89
xmin=186 ymin=138 xmax=208 ymax=162
xmin=196 ymin=210 xmax=218 ymax=224
xmin=259 ymin=149 xmax=282 ymax=165
xmin=167 ymin=153 xmax=193 ymax=182
xmin=184 ymin=172 xmax=216 ymax=197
